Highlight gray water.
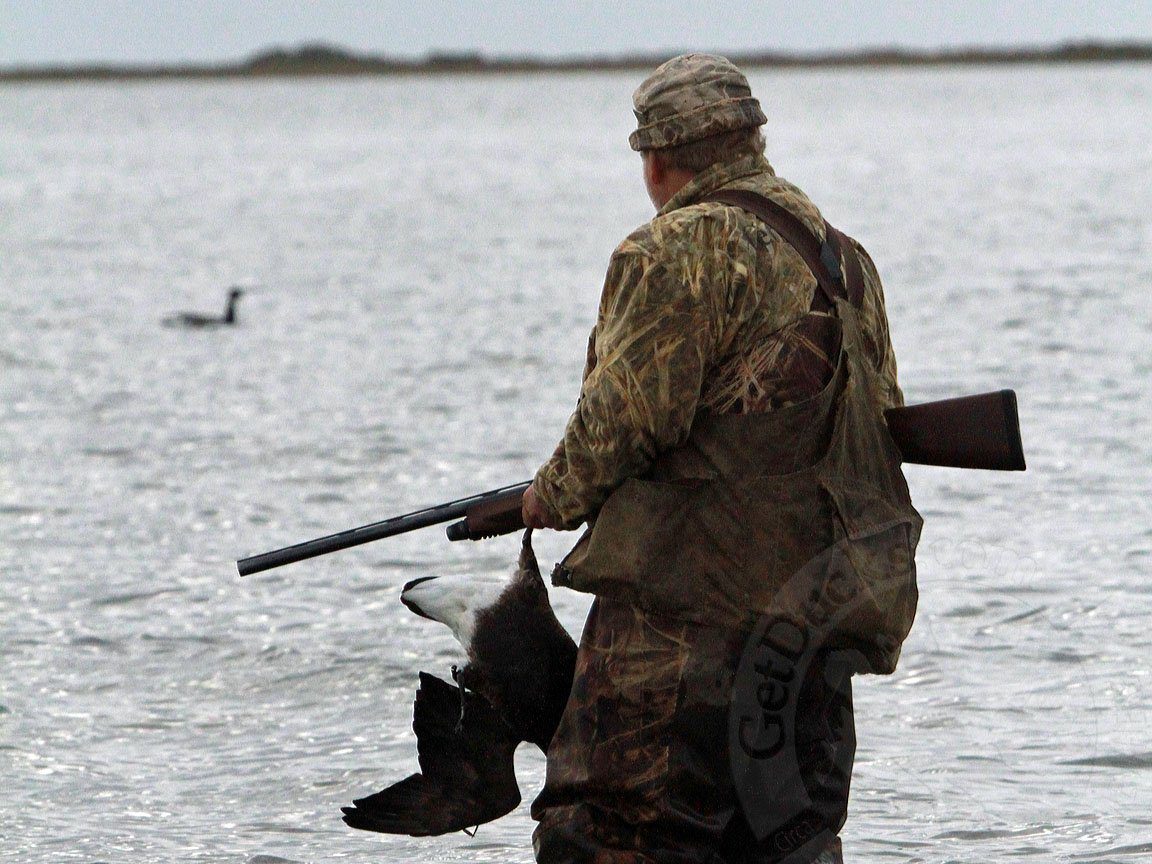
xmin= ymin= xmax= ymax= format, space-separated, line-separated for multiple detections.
xmin=1 ymin=65 xmax=1150 ymax=863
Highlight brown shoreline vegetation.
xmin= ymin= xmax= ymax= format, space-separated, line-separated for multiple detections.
xmin=2 ymin=41 xmax=1150 ymax=83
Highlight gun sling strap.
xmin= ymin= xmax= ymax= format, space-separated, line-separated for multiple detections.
xmin=701 ymin=189 xmax=865 ymax=314
xmin=704 ymin=189 xmax=1026 ymax=474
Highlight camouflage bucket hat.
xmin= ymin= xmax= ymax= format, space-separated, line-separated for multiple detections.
xmin=629 ymin=53 xmax=767 ymax=151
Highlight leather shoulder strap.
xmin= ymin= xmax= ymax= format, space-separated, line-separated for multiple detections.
xmin=827 ymin=225 xmax=866 ymax=309
xmin=701 ymin=189 xmax=865 ymax=311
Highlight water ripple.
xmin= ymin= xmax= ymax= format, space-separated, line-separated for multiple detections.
xmin=1060 ymin=752 xmax=1152 ymax=770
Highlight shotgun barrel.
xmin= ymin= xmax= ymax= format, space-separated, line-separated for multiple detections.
xmin=236 ymin=481 xmax=530 ymax=576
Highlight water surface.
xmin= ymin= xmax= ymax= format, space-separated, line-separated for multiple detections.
xmin=1 ymin=66 xmax=1150 ymax=862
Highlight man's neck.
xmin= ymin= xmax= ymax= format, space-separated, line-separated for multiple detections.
xmin=658 ymin=154 xmax=773 ymax=216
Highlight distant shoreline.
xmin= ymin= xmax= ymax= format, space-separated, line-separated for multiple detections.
xmin=3 ymin=41 xmax=1150 ymax=83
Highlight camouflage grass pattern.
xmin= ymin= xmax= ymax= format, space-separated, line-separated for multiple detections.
xmin=534 ymin=154 xmax=902 ymax=529
xmin=532 ymin=598 xmax=849 ymax=864
xmin=628 ymin=53 xmax=767 ymax=151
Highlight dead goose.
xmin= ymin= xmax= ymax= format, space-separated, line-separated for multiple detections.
xmin=342 ymin=529 xmax=577 ymax=835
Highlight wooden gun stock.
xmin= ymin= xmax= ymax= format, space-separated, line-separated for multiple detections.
xmin=885 ymin=389 xmax=1025 ymax=471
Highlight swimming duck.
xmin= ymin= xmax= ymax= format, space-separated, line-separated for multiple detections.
xmin=342 ymin=529 xmax=578 ymax=836
xmin=162 ymin=287 xmax=244 ymax=328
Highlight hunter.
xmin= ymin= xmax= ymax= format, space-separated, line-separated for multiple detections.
xmin=523 ymin=53 xmax=921 ymax=864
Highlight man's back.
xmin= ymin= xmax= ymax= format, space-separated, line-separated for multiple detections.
xmin=535 ymin=151 xmax=903 ymax=528
xmin=621 ymin=152 xmax=903 ymax=416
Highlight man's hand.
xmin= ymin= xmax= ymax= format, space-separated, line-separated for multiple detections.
xmin=522 ymin=483 xmax=558 ymax=530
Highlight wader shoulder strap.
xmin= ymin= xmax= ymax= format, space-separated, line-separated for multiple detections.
xmin=702 ymin=189 xmax=865 ymax=311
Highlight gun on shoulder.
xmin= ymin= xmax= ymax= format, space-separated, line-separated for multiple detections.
xmin=237 ymin=389 xmax=1024 ymax=576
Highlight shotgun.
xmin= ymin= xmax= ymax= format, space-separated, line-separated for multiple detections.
xmin=237 ymin=389 xmax=1024 ymax=575
xmin=236 ymin=482 xmax=529 ymax=576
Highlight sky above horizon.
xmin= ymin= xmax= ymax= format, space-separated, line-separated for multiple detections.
xmin=2 ymin=0 xmax=1150 ymax=68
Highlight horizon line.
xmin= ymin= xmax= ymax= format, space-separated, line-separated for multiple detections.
xmin=3 ymin=39 xmax=1150 ymax=83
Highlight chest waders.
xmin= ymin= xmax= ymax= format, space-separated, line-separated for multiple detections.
xmin=554 ymin=189 xmax=922 ymax=676
xmin=535 ymin=189 xmax=920 ymax=864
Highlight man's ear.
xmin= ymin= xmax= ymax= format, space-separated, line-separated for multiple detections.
xmin=645 ymin=150 xmax=666 ymax=185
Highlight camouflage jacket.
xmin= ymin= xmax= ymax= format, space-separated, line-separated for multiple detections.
xmin=534 ymin=154 xmax=902 ymax=529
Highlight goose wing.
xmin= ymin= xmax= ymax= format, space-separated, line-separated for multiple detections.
xmin=341 ymin=672 xmax=522 ymax=836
